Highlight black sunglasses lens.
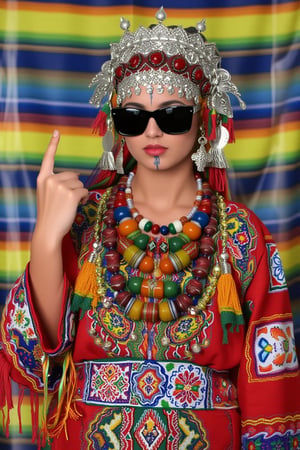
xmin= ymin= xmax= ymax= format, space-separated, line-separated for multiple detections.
xmin=156 ymin=106 xmax=193 ymax=134
xmin=112 ymin=106 xmax=194 ymax=136
xmin=112 ymin=108 xmax=148 ymax=136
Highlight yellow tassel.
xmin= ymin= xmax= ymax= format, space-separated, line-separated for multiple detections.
xmin=217 ymin=272 xmax=244 ymax=344
xmin=74 ymin=260 xmax=98 ymax=302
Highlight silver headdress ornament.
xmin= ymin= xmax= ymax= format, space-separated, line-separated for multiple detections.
xmin=89 ymin=7 xmax=246 ymax=118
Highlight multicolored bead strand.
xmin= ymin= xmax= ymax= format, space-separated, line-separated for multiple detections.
xmin=90 ymin=176 xmax=227 ymax=325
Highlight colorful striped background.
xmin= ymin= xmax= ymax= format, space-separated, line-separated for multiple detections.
xmin=1 ymin=0 xmax=300 ymax=447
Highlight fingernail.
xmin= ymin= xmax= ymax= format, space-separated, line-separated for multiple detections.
xmin=53 ymin=129 xmax=59 ymax=137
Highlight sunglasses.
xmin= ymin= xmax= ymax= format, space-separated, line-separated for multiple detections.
xmin=111 ymin=104 xmax=201 ymax=136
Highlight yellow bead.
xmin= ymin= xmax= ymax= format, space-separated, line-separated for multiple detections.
xmin=175 ymin=249 xmax=191 ymax=267
xmin=159 ymin=300 xmax=174 ymax=322
xmin=127 ymin=299 xmax=143 ymax=321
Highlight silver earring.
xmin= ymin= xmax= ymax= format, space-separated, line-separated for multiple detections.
xmin=191 ymin=128 xmax=208 ymax=172
xmin=115 ymin=138 xmax=125 ymax=174
xmin=99 ymin=111 xmax=116 ymax=171
xmin=207 ymin=124 xmax=229 ymax=169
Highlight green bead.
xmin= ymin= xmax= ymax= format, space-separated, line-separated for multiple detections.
xmin=168 ymin=236 xmax=184 ymax=253
xmin=128 ymin=276 xmax=143 ymax=294
xmin=127 ymin=230 xmax=141 ymax=240
xmin=133 ymin=233 xmax=150 ymax=250
xmin=144 ymin=220 xmax=153 ymax=232
xmin=178 ymin=232 xmax=191 ymax=244
xmin=164 ymin=280 xmax=180 ymax=298
xmin=168 ymin=223 xmax=177 ymax=234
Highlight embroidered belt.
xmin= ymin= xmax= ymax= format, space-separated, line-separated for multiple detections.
xmin=75 ymin=359 xmax=238 ymax=410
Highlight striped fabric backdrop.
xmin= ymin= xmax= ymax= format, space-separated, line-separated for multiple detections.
xmin=1 ymin=0 xmax=300 ymax=447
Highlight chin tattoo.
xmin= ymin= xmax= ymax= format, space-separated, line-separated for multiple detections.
xmin=154 ymin=156 xmax=160 ymax=169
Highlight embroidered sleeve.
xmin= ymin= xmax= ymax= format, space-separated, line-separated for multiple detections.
xmin=0 ymin=264 xmax=75 ymax=394
xmin=229 ymin=205 xmax=300 ymax=448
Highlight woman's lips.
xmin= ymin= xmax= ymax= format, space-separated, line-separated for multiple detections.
xmin=144 ymin=145 xmax=168 ymax=156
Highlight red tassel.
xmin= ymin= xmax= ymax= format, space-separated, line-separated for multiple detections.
xmin=92 ymin=109 xmax=108 ymax=136
xmin=222 ymin=116 xmax=235 ymax=143
xmin=0 ymin=351 xmax=13 ymax=437
xmin=209 ymin=167 xmax=228 ymax=196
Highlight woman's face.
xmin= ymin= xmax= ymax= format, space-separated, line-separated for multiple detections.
xmin=121 ymin=86 xmax=200 ymax=172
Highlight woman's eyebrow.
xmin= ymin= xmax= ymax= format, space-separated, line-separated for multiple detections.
xmin=122 ymin=100 xmax=188 ymax=108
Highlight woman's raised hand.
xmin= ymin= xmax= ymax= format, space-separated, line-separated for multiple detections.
xmin=35 ymin=130 xmax=89 ymax=244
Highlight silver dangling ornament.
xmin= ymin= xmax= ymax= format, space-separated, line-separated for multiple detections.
xmin=207 ymin=124 xmax=230 ymax=169
xmin=99 ymin=115 xmax=116 ymax=171
xmin=115 ymin=138 xmax=125 ymax=174
xmin=191 ymin=129 xmax=208 ymax=172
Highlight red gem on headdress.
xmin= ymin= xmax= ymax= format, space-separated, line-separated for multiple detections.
xmin=201 ymin=81 xmax=211 ymax=95
xmin=128 ymin=53 xmax=142 ymax=70
xmin=171 ymin=56 xmax=187 ymax=73
xmin=148 ymin=51 xmax=165 ymax=67
xmin=191 ymin=66 xmax=204 ymax=83
xmin=115 ymin=64 xmax=125 ymax=80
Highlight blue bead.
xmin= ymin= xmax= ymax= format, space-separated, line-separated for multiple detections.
xmin=113 ymin=206 xmax=131 ymax=222
xmin=202 ymin=194 xmax=210 ymax=199
xmin=160 ymin=225 xmax=169 ymax=235
xmin=192 ymin=211 xmax=209 ymax=227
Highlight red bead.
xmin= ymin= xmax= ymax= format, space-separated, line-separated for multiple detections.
xmin=182 ymin=241 xmax=200 ymax=259
xmin=151 ymin=224 xmax=160 ymax=234
xmin=205 ymin=218 xmax=218 ymax=236
xmin=117 ymin=236 xmax=132 ymax=254
xmin=105 ymin=250 xmax=120 ymax=273
xmin=199 ymin=236 xmax=214 ymax=256
xmin=141 ymin=303 xmax=159 ymax=322
xmin=102 ymin=228 xmax=117 ymax=248
xmin=116 ymin=291 xmax=132 ymax=308
xmin=114 ymin=200 xmax=127 ymax=208
xmin=110 ymin=274 xmax=126 ymax=291
xmin=186 ymin=279 xmax=203 ymax=296
xmin=175 ymin=294 xmax=193 ymax=312
xmin=200 ymin=204 xmax=211 ymax=214
xmin=135 ymin=214 xmax=143 ymax=224
xmin=192 ymin=257 xmax=210 ymax=278
xmin=103 ymin=211 xmax=116 ymax=227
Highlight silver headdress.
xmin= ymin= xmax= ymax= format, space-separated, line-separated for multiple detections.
xmin=89 ymin=7 xmax=245 ymax=118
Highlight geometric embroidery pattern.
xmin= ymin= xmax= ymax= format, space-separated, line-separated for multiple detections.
xmin=132 ymin=361 xmax=166 ymax=406
xmin=79 ymin=359 xmax=239 ymax=410
xmin=134 ymin=409 xmax=167 ymax=449
xmin=86 ymin=407 xmax=209 ymax=449
xmin=267 ymin=242 xmax=287 ymax=292
xmin=254 ymin=320 xmax=298 ymax=377
xmin=85 ymin=361 xmax=131 ymax=404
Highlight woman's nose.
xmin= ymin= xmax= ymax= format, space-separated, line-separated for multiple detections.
xmin=144 ymin=117 xmax=163 ymax=137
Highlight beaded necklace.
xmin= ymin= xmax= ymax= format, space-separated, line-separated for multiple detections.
xmin=91 ymin=176 xmax=227 ymax=324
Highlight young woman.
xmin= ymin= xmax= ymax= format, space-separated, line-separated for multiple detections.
xmin=1 ymin=8 xmax=300 ymax=449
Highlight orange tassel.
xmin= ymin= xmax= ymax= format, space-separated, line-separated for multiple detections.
xmin=47 ymin=352 xmax=81 ymax=440
xmin=217 ymin=271 xmax=244 ymax=344
xmin=72 ymin=258 xmax=99 ymax=317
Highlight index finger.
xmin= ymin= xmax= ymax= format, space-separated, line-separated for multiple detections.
xmin=39 ymin=130 xmax=60 ymax=176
